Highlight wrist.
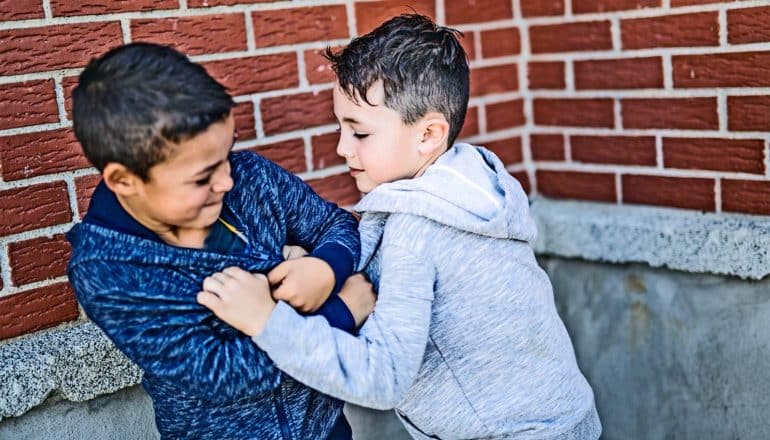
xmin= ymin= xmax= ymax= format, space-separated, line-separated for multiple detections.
xmin=246 ymin=301 xmax=277 ymax=337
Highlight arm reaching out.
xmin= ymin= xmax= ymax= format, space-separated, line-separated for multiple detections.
xmin=204 ymin=243 xmax=435 ymax=409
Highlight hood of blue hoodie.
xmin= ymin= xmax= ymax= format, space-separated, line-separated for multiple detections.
xmin=354 ymin=143 xmax=537 ymax=242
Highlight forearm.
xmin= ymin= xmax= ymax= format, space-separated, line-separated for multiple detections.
xmin=255 ymin=299 xmax=431 ymax=409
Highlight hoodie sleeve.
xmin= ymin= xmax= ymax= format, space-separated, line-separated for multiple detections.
xmin=253 ymin=242 xmax=435 ymax=409
xmin=69 ymin=261 xmax=283 ymax=403
xmin=262 ymin=157 xmax=360 ymax=296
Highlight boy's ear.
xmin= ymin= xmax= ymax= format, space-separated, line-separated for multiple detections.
xmin=102 ymin=162 xmax=141 ymax=196
xmin=418 ymin=112 xmax=450 ymax=155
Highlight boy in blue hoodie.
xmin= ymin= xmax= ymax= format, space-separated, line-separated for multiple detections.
xmin=200 ymin=14 xmax=601 ymax=439
xmin=66 ymin=42 xmax=372 ymax=439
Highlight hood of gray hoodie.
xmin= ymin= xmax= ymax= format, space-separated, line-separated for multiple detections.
xmin=354 ymin=143 xmax=537 ymax=243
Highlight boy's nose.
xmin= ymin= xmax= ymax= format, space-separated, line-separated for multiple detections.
xmin=212 ymin=169 xmax=234 ymax=193
xmin=336 ymin=138 xmax=353 ymax=158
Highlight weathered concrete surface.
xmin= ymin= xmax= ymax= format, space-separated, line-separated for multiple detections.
xmin=0 ymin=385 xmax=157 ymax=440
xmin=0 ymin=387 xmax=410 ymax=440
xmin=531 ymin=199 xmax=770 ymax=280
xmin=542 ymin=257 xmax=770 ymax=440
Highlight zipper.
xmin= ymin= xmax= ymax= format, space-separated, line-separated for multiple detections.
xmin=274 ymin=383 xmax=293 ymax=440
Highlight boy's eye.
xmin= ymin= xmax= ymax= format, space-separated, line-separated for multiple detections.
xmin=353 ymin=133 xmax=369 ymax=139
xmin=194 ymin=176 xmax=212 ymax=186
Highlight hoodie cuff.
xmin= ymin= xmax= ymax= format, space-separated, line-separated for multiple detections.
xmin=310 ymin=242 xmax=355 ymax=295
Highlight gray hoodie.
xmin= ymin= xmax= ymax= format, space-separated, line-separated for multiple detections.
xmin=255 ymin=144 xmax=601 ymax=439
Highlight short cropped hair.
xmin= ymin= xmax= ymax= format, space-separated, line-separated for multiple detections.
xmin=325 ymin=14 xmax=470 ymax=148
xmin=72 ymin=42 xmax=234 ymax=181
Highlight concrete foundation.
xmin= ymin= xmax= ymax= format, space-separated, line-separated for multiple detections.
xmin=544 ymin=257 xmax=770 ymax=440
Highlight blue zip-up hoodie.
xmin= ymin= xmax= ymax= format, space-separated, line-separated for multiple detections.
xmin=253 ymin=144 xmax=601 ymax=439
xmin=66 ymin=151 xmax=360 ymax=440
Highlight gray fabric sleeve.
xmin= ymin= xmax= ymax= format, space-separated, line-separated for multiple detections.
xmin=253 ymin=243 xmax=435 ymax=409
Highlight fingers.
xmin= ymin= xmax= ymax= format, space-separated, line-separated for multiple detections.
xmin=267 ymin=261 xmax=290 ymax=285
xmin=196 ymin=290 xmax=221 ymax=310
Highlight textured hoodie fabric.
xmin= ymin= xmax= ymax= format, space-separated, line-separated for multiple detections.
xmin=255 ymin=144 xmax=601 ymax=439
xmin=67 ymin=151 xmax=360 ymax=440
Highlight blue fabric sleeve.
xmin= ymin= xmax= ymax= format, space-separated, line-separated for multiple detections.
xmin=69 ymin=261 xmax=284 ymax=404
xmin=311 ymin=242 xmax=356 ymax=295
xmin=260 ymin=157 xmax=360 ymax=285
xmin=313 ymin=294 xmax=356 ymax=334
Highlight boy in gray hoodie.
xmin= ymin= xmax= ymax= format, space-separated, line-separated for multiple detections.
xmin=198 ymin=14 xmax=601 ymax=439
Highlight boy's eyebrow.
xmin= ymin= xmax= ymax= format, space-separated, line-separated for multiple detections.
xmin=333 ymin=112 xmax=361 ymax=125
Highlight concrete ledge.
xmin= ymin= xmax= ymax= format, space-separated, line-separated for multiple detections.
xmin=0 ymin=322 xmax=141 ymax=420
xmin=531 ymin=198 xmax=770 ymax=280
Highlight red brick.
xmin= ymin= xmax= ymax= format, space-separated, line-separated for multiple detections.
xmin=722 ymin=180 xmax=770 ymax=215
xmin=188 ymin=0 xmax=278 ymax=6
xmin=663 ymin=138 xmax=765 ymax=173
xmin=521 ymin=0 xmax=564 ymax=17
xmin=673 ymin=52 xmax=770 ymax=88
xmin=252 ymin=6 xmax=348 ymax=48
xmin=203 ymin=53 xmax=298 ymax=96
xmin=537 ymin=170 xmax=617 ymax=202
xmin=261 ymin=90 xmax=334 ymax=135
xmin=458 ymin=106 xmax=480 ymax=139
xmin=485 ymin=137 xmax=523 ymax=165
xmin=528 ymin=62 xmax=565 ymax=89
xmin=0 ymin=283 xmax=79 ymax=341
xmin=0 ymin=22 xmax=123 ymax=76
xmin=573 ymin=0 xmax=659 ymax=14
xmin=8 ymin=234 xmax=71 ymax=286
xmin=621 ymin=12 xmax=719 ymax=50
xmin=62 ymin=76 xmax=79 ymax=121
xmin=572 ymin=136 xmax=656 ymax=166
xmin=622 ymin=175 xmax=715 ymax=211
xmin=460 ymin=31 xmax=477 ymax=61
xmin=312 ymin=132 xmax=344 ymax=170
xmin=131 ymin=14 xmax=246 ymax=56
xmin=305 ymin=47 xmax=339 ymax=85
xmin=0 ymin=0 xmax=44 ymax=20
xmin=512 ymin=171 xmax=531 ymax=195
xmin=0 ymin=129 xmax=90 ymax=181
xmin=354 ymin=0 xmax=436 ymax=35
xmin=0 ymin=182 xmax=71 ymax=236
xmin=470 ymin=64 xmax=518 ymax=97
xmin=446 ymin=0 xmax=513 ymax=25
xmin=480 ymin=28 xmax=520 ymax=58
xmin=531 ymin=134 xmax=565 ymax=161
xmin=534 ymin=99 xmax=614 ymax=128
xmin=307 ymin=173 xmax=360 ymax=206
xmin=249 ymin=139 xmax=306 ymax=174
xmin=530 ymin=21 xmax=612 ymax=54
xmin=623 ymin=98 xmax=718 ymax=130
xmin=0 ymin=80 xmax=59 ymax=130
xmin=233 ymin=101 xmax=257 ymax=141
xmin=486 ymin=99 xmax=525 ymax=131
xmin=75 ymin=174 xmax=102 ymax=218
xmin=51 ymin=0 xmax=177 ymax=16
xmin=575 ymin=57 xmax=663 ymax=90
xmin=728 ymin=6 xmax=770 ymax=45
xmin=728 ymin=96 xmax=770 ymax=132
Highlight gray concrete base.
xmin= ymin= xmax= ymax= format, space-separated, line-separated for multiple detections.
xmin=543 ymin=256 xmax=770 ymax=440
xmin=0 ymin=385 xmax=157 ymax=440
xmin=0 ymin=385 xmax=409 ymax=440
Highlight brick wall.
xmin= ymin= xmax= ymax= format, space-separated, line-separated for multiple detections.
xmin=1 ymin=0 xmax=769 ymax=342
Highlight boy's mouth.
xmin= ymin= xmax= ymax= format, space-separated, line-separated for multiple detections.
xmin=348 ymin=166 xmax=364 ymax=177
